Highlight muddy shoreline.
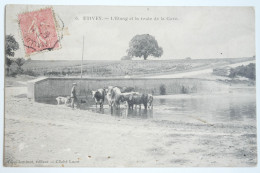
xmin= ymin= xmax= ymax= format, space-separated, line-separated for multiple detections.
xmin=3 ymin=86 xmax=257 ymax=167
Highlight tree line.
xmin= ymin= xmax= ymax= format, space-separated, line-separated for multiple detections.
xmin=5 ymin=35 xmax=27 ymax=76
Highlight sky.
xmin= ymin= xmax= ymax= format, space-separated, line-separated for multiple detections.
xmin=6 ymin=5 xmax=255 ymax=60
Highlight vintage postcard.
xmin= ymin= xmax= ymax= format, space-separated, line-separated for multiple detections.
xmin=4 ymin=5 xmax=256 ymax=167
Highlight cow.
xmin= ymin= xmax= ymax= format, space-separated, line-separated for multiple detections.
xmin=56 ymin=96 xmax=71 ymax=105
xmin=91 ymin=89 xmax=106 ymax=109
xmin=147 ymin=94 xmax=153 ymax=109
xmin=121 ymin=93 xmax=149 ymax=110
xmin=105 ymin=86 xmax=114 ymax=107
xmin=106 ymin=86 xmax=135 ymax=103
xmin=110 ymin=87 xmax=122 ymax=110
xmin=119 ymin=92 xmax=133 ymax=107
xmin=130 ymin=93 xmax=148 ymax=110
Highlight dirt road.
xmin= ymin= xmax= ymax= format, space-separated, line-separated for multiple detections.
xmin=146 ymin=60 xmax=255 ymax=79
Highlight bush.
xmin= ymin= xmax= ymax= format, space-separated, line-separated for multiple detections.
xmin=159 ymin=84 xmax=166 ymax=95
xmin=16 ymin=68 xmax=24 ymax=74
xmin=229 ymin=63 xmax=255 ymax=80
xmin=9 ymin=71 xmax=17 ymax=77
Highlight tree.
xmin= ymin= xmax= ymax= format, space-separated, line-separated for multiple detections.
xmin=5 ymin=56 xmax=13 ymax=67
xmin=127 ymin=34 xmax=163 ymax=60
xmin=6 ymin=35 xmax=19 ymax=57
xmin=5 ymin=35 xmax=19 ymax=75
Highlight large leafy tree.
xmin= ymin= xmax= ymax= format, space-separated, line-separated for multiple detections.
xmin=127 ymin=34 xmax=163 ymax=60
xmin=5 ymin=35 xmax=19 ymax=75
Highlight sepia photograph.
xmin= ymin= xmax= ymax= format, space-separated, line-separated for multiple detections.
xmin=3 ymin=5 xmax=256 ymax=167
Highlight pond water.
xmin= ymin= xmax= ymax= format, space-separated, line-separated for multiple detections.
xmin=40 ymin=87 xmax=256 ymax=125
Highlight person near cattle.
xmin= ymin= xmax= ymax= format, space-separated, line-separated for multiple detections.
xmin=71 ymin=83 xmax=78 ymax=109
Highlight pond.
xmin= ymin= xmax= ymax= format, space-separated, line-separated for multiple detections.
xmin=39 ymin=87 xmax=256 ymax=125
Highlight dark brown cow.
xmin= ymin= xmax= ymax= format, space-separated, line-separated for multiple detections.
xmin=92 ymin=89 xmax=106 ymax=108
xmin=121 ymin=93 xmax=149 ymax=110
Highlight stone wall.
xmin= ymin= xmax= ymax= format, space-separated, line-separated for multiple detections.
xmin=27 ymin=77 xmax=229 ymax=101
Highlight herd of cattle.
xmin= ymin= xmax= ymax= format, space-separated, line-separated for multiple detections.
xmin=56 ymin=86 xmax=153 ymax=110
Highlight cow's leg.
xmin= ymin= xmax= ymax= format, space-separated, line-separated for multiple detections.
xmin=100 ymin=101 xmax=103 ymax=109
xmin=125 ymin=107 xmax=128 ymax=118
xmin=115 ymin=101 xmax=120 ymax=110
xmin=110 ymin=104 xmax=113 ymax=114
xmin=110 ymin=101 xmax=114 ymax=114
xmin=130 ymin=103 xmax=134 ymax=110
xmin=144 ymin=103 xmax=147 ymax=110
xmin=65 ymin=99 xmax=68 ymax=105
xmin=127 ymin=102 xmax=130 ymax=110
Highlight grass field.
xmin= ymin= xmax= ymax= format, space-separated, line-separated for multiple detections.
xmin=17 ymin=57 xmax=255 ymax=77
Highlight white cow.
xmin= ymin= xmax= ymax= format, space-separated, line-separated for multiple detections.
xmin=106 ymin=86 xmax=114 ymax=107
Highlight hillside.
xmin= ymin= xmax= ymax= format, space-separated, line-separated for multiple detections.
xmin=17 ymin=57 xmax=255 ymax=77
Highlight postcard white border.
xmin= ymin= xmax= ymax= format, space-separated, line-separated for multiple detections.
xmin=0 ymin=0 xmax=259 ymax=173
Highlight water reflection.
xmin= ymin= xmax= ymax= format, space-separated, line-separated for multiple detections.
xmin=100 ymin=105 xmax=154 ymax=119
xmin=152 ymin=93 xmax=256 ymax=124
xmin=124 ymin=108 xmax=153 ymax=119
xmin=38 ymin=88 xmax=256 ymax=123
xmin=159 ymin=99 xmax=166 ymax=104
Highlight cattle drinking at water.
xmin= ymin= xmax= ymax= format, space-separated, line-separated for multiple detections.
xmin=106 ymin=86 xmax=153 ymax=110
xmin=58 ymin=85 xmax=154 ymax=113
